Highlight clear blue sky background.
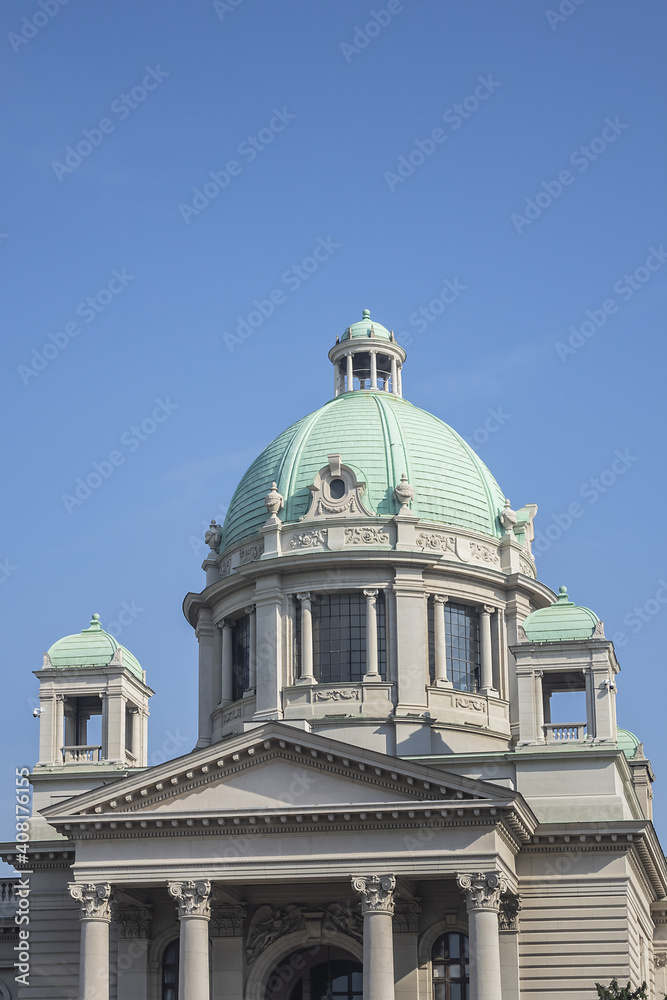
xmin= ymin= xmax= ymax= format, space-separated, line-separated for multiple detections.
xmin=2 ymin=0 xmax=666 ymax=844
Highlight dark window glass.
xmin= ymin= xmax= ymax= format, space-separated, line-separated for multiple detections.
xmin=311 ymin=960 xmax=363 ymax=1000
xmin=311 ymin=592 xmax=386 ymax=683
xmin=162 ymin=938 xmax=179 ymax=1000
xmin=329 ymin=478 xmax=346 ymax=500
xmin=431 ymin=933 xmax=469 ymax=1000
xmin=428 ymin=601 xmax=480 ymax=692
xmin=232 ymin=615 xmax=250 ymax=700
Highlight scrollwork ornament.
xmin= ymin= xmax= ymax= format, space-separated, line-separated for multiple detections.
xmin=168 ymin=880 xmax=211 ymax=918
xmin=456 ymin=872 xmax=508 ymax=912
xmin=350 ymin=874 xmax=396 ymax=914
xmin=69 ymin=882 xmax=112 ymax=920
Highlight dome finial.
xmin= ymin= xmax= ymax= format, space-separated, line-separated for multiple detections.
xmin=362 ymin=308 xmax=371 ymax=320
xmin=87 ymin=613 xmax=102 ymax=631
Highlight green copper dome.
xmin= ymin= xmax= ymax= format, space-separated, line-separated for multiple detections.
xmin=522 ymin=587 xmax=601 ymax=642
xmin=221 ymin=390 xmax=506 ymax=550
xmin=616 ymin=728 xmax=641 ymax=759
xmin=47 ymin=614 xmax=143 ymax=680
xmin=341 ymin=308 xmax=392 ymax=343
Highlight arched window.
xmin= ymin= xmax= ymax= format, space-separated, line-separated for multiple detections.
xmin=428 ymin=601 xmax=480 ymax=692
xmin=162 ymin=938 xmax=179 ymax=1000
xmin=309 ymin=592 xmax=385 ymax=682
xmin=431 ymin=932 xmax=469 ymax=1000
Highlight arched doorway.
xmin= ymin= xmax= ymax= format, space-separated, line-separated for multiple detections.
xmin=266 ymin=946 xmax=362 ymax=1000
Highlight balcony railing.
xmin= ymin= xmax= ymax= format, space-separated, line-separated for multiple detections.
xmin=544 ymin=723 xmax=587 ymax=743
xmin=61 ymin=745 xmax=102 ymax=763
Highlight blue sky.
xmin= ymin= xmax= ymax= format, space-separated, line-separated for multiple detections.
xmin=2 ymin=0 xmax=666 ymax=841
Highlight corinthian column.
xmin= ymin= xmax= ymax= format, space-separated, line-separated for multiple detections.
xmin=456 ymin=872 xmax=507 ymax=1000
xmin=168 ymin=880 xmax=211 ymax=1000
xmin=351 ymin=874 xmax=396 ymax=1000
xmin=69 ymin=882 xmax=112 ymax=1000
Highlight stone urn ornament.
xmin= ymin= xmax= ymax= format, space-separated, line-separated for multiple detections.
xmin=499 ymin=498 xmax=518 ymax=535
xmin=204 ymin=520 xmax=222 ymax=553
xmin=265 ymin=482 xmax=284 ymax=523
xmin=394 ymin=473 xmax=415 ymax=511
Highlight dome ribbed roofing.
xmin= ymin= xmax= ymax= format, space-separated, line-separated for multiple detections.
xmin=341 ymin=308 xmax=392 ymax=343
xmin=522 ymin=587 xmax=600 ymax=641
xmin=47 ymin=614 xmax=143 ymax=680
xmin=616 ymin=728 xmax=641 ymax=759
xmin=221 ymin=391 xmax=506 ymax=550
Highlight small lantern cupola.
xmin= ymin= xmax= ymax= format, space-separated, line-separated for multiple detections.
xmin=328 ymin=309 xmax=407 ymax=398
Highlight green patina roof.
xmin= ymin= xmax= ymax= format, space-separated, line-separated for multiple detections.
xmin=341 ymin=308 xmax=392 ymax=343
xmin=221 ymin=390 xmax=506 ymax=550
xmin=523 ymin=587 xmax=600 ymax=641
xmin=47 ymin=614 xmax=143 ymax=680
xmin=616 ymin=727 xmax=641 ymax=759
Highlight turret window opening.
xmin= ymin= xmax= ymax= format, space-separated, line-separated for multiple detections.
xmin=428 ymin=600 xmax=480 ymax=692
xmin=231 ymin=614 xmax=251 ymax=701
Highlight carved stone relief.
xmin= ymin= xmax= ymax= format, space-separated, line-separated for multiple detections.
xmin=344 ymin=526 xmax=390 ymax=545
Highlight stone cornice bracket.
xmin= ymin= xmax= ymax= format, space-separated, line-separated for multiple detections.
xmin=350 ymin=874 xmax=397 ymax=914
xmin=456 ymin=872 xmax=508 ymax=913
xmin=112 ymin=901 xmax=153 ymax=938
xmin=498 ymin=894 xmax=522 ymax=931
xmin=69 ymin=882 xmax=112 ymax=921
xmin=168 ymin=880 xmax=211 ymax=918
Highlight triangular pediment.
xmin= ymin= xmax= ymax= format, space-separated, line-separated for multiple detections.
xmin=41 ymin=723 xmax=533 ymax=841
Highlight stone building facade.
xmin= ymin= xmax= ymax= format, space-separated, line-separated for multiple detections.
xmin=2 ymin=310 xmax=666 ymax=999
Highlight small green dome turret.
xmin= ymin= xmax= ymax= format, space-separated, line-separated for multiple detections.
xmin=522 ymin=586 xmax=602 ymax=641
xmin=616 ymin=727 xmax=641 ymax=759
xmin=341 ymin=309 xmax=393 ymax=343
xmin=46 ymin=614 xmax=143 ymax=680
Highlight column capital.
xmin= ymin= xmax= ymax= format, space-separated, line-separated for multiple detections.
xmin=296 ymin=592 xmax=312 ymax=603
xmin=363 ymin=588 xmax=379 ymax=599
xmin=433 ymin=594 xmax=449 ymax=605
xmin=218 ymin=618 xmax=234 ymax=630
xmin=498 ymin=894 xmax=522 ymax=931
xmin=168 ymin=879 xmax=211 ymax=919
xmin=351 ymin=873 xmax=396 ymax=914
xmin=244 ymin=604 xmax=256 ymax=616
xmin=477 ymin=604 xmax=496 ymax=616
xmin=69 ymin=882 xmax=112 ymax=921
xmin=456 ymin=871 xmax=507 ymax=913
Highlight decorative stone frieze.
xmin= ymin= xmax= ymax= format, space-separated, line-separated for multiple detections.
xmin=456 ymin=872 xmax=508 ymax=912
xmin=313 ymin=688 xmax=360 ymax=701
xmin=113 ymin=902 xmax=152 ymax=938
xmin=498 ymin=894 xmax=521 ymax=931
xmin=344 ymin=526 xmax=390 ymax=545
xmin=246 ymin=904 xmax=305 ymax=962
xmin=289 ymin=529 xmax=328 ymax=549
xmin=211 ymin=902 xmax=246 ymax=937
xmin=69 ymin=882 xmax=112 ymax=920
xmin=455 ymin=697 xmax=484 ymax=712
xmin=324 ymin=901 xmax=363 ymax=941
xmin=168 ymin=880 xmax=211 ymax=918
xmin=416 ymin=531 xmax=456 ymax=554
xmin=469 ymin=541 xmax=500 ymax=566
xmin=239 ymin=543 xmax=264 ymax=565
xmin=393 ymin=898 xmax=421 ymax=932
xmin=351 ymin=874 xmax=397 ymax=914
